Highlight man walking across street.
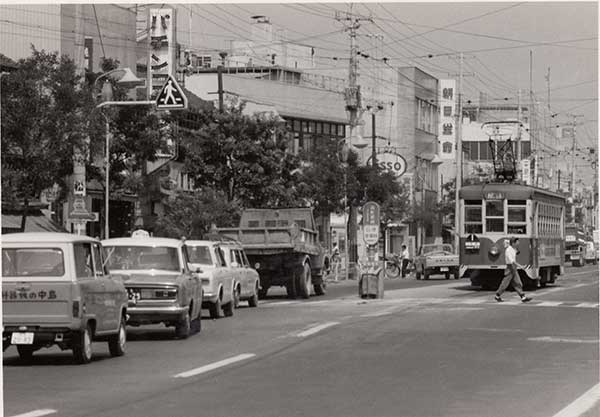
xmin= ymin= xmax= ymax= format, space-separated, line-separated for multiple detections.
xmin=495 ymin=237 xmax=532 ymax=302
xmin=400 ymin=244 xmax=411 ymax=278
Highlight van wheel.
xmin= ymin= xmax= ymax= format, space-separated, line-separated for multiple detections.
xmin=233 ymin=285 xmax=241 ymax=309
xmin=175 ymin=312 xmax=191 ymax=339
xmin=17 ymin=345 xmax=35 ymax=362
xmin=248 ymin=284 xmax=259 ymax=307
xmin=108 ymin=317 xmax=127 ymax=357
xmin=73 ymin=324 xmax=93 ymax=364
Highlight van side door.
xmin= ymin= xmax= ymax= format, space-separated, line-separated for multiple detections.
xmin=74 ymin=242 xmax=109 ymax=333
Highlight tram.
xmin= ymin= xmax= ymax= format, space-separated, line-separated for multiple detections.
xmin=458 ymin=183 xmax=566 ymax=290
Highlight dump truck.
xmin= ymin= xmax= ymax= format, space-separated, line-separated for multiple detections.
xmin=213 ymin=208 xmax=327 ymax=299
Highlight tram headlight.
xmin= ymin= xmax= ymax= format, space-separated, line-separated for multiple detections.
xmin=489 ymin=246 xmax=500 ymax=256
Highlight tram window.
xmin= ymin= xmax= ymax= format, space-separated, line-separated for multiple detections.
xmin=508 ymin=200 xmax=526 ymax=205
xmin=465 ymin=200 xmax=481 ymax=205
xmin=465 ymin=207 xmax=482 ymax=222
xmin=465 ymin=224 xmax=483 ymax=234
xmin=508 ymin=207 xmax=526 ymax=222
xmin=486 ymin=201 xmax=504 ymax=217
xmin=508 ymin=225 xmax=526 ymax=234
xmin=486 ymin=219 xmax=504 ymax=233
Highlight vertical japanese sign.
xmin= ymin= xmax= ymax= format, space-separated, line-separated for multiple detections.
xmin=438 ymin=79 xmax=456 ymax=160
xmin=363 ymin=202 xmax=380 ymax=246
xmin=148 ymin=8 xmax=177 ymax=97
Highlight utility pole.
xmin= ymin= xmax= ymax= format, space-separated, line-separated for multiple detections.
xmin=453 ymin=52 xmax=464 ymax=252
xmin=336 ymin=6 xmax=371 ymax=280
xmin=530 ymin=50 xmax=537 ymax=186
xmin=516 ymin=89 xmax=522 ymax=163
xmin=567 ymin=114 xmax=584 ymax=201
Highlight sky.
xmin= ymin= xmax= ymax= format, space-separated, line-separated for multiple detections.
xmin=174 ymin=0 xmax=598 ymax=187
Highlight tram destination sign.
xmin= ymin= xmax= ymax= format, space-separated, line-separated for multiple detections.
xmin=485 ymin=192 xmax=504 ymax=201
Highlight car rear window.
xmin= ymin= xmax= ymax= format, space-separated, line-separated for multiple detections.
xmin=104 ymin=246 xmax=180 ymax=271
xmin=186 ymin=245 xmax=212 ymax=265
xmin=2 ymin=248 xmax=65 ymax=277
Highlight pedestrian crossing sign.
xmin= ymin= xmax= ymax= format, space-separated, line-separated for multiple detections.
xmin=156 ymin=74 xmax=187 ymax=110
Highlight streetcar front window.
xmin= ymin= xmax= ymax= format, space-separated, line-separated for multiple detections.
xmin=485 ymin=201 xmax=505 ymax=233
xmin=464 ymin=200 xmax=483 ymax=234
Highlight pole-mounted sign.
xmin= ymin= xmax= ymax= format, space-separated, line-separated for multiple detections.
xmin=362 ymin=201 xmax=380 ymax=246
xmin=156 ymin=74 xmax=187 ymax=110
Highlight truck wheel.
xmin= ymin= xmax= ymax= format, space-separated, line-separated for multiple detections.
xmin=108 ymin=317 xmax=127 ymax=357
xmin=17 ymin=345 xmax=35 ymax=362
xmin=209 ymin=298 xmax=222 ymax=319
xmin=444 ymin=272 xmax=450 ymax=280
xmin=454 ymin=270 xmax=460 ymax=280
xmin=313 ymin=281 xmax=326 ymax=296
xmin=73 ymin=324 xmax=93 ymax=364
xmin=297 ymin=263 xmax=311 ymax=299
xmin=175 ymin=312 xmax=191 ymax=339
xmin=248 ymin=284 xmax=259 ymax=307
xmin=286 ymin=280 xmax=297 ymax=299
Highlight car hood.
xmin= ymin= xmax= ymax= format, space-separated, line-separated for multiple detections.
xmin=112 ymin=270 xmax=184 ymax=286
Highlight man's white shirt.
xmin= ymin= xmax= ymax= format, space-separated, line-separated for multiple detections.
xmin=401 ymin=249 xmax=410 ymax=259
xmin=505 ymin=246 xmax=516 ymax=265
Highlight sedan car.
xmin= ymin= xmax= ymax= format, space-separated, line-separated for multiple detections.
xmin=218 ymin=241 xmax=260 ymax=308
xmin=414 ymin=243 xmax=459 ymax=280
xmin=184 ymin=240 xmax=235 ymax=319
xmin=102 ymin=234 xmax=202 ymax=339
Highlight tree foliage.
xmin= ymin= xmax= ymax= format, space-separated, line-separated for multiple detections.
xmin=174 ymin=106 xmax=303 ymax=208
xmin=1 ymin=48 xmax=97 ymax=204
xmin=153 ymin=188 xmax=241 ymax=239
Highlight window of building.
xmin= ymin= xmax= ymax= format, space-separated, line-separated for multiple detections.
xmin=323 ymin=123 xmax=330 ymax=135
xmin=464 ymin=200 xmax=483 ymax=234
xmin=293 ymin=119 xmax=301 ymax=132
xmin=316 ymin=122 xmax=322 ymax=134
xmin=479 ymin=142 xmax=491 ymax=160
xmin=443 ymin=106 xmax=452 ymax=117
xmin=442 ymin=142 xmax=452 ymax=153
xmin=485 ymin=200 xmax=505 ymax=233
xmin=442 ymin=123 xmax=453 ymax=135
xmin=521 ymin=141 xmax=531 ymax=158
xmin=467 ymin=142 xmax=478 ymax=160
xmin=416 ymin=98 xmax=438 ymax=134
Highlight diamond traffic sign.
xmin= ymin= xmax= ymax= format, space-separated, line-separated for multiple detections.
xmin=156 ymin=74 xmax=187 ymax=110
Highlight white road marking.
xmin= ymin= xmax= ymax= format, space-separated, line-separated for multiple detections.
xmin=468 ymin=328 xmax=525 ymax=333
xmin=9 ymin=410 xmax=57 ymax=417
xmin=574 ymin=302 xmax=599 ymax=308
xmin=551 ymin=382 xmax=600 ymax=417
xmin=565 ymin=270 xmax=599 ymax=277
xmin=173 ymin=353 xmax=256 ymax=378
xmin=296 ymin=321 xmax=339 ymax=337
xmin=360 ymin=307 xmax=398 ymax=317
xmin=528 ymin=336 xmax=599 ymax=344
xmin=461 ymin=299 xmax=488 ymax=305
xmin=536 ymin=301 xmax=564 ymax=307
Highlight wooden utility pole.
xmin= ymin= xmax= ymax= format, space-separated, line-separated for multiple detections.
xmin=336 ymin=6 xmax=371 ymax=280
xmin=453 ymin=52 xmax=464 ymax=252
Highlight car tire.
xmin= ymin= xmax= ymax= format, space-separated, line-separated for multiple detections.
xmin=297 ymin=263 xmax=311 ymax=299
xmin=223 ymin=300 xmax=234 ymax=317
xmin=73 ymin=324 xmax=93 ymax=364
xmin=209 ymin=297 xmax=222 ymax=319
xmin=454 ymin=271 xmax=460 ymax=280
xmin=423 ymin=269 xmax=430 ymax=280
xmin=175 ymin=312 xmax=191 ymax=339
xmin=108 ymin=317 xmax=127 ymax=357
xmin=17 ymin=345 xmax=35 ymax=362
xmin=258 ymin=286 xmax=269 ymax=300
xmin=248 ymin=284 xmax=259 ymax=307
xmin=445 ymin=272 xmax=450 ymax=280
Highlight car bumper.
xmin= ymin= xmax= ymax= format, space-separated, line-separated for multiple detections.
xmin=3 ymin=327 xmax=77 ymax=349
xmin=127 ymin=306 xmax=188 ymax=325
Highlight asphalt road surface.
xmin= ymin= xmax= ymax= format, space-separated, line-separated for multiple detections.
xmin=3 ymin=265 xmax=599 ymax=417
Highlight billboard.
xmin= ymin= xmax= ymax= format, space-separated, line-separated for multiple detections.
xmin=438 ymin=79 xmax=456 ymax=160
xmin=148 ymin=8 xmax=177 ymax=96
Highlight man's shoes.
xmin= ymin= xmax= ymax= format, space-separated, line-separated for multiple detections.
xmin=521 ymin=296 xmax=532 ymax=303
xmin=494 ymin=294 xmax=503 ymax=302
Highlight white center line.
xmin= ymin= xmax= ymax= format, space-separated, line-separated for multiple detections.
xmin=173 ymin=353 xmax=256 ymax=378
xmin=552 ymin=382 xmax=600 ymax=417
xmin=536 ymin=301 xmax=564 ymax=307
xmin=9 ymin=410 xmax=57 ymax=417
xmin=296 ymin=321 xmax=339 ymax=337
xmin=528 ymin=336 xmax=598 ymax=344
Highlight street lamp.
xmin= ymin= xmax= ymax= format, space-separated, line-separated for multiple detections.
xmin=93 ymin=68 xmax=148 ymax=239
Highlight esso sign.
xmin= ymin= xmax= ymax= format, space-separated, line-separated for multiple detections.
xmin=367 ymin=151 xmax=407 ymax=177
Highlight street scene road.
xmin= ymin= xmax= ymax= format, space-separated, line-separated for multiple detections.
xmin=4 ymin=265 xmax=598 ymax=417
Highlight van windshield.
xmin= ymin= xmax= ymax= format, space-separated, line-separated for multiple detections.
xmin=2 ymin=248 xmax=65 ymax=277
xmin=104 ymin=246 xmax=180 ymax=271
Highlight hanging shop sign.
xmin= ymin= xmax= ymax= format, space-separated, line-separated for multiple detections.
xmin=366 ymin=150 xmax=407 ymax=177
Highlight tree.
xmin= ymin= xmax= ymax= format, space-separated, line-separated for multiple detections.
xmin=153 ymin=188 xmax=241 ymax=239
xmin=1 ymin=48 xmax=98 ymax=228
xmin=173 ymin=106 xmax=303 ymax=208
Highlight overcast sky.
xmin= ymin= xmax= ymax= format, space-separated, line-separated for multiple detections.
xmin=179 ymin=1 xmax=597 ymax=154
